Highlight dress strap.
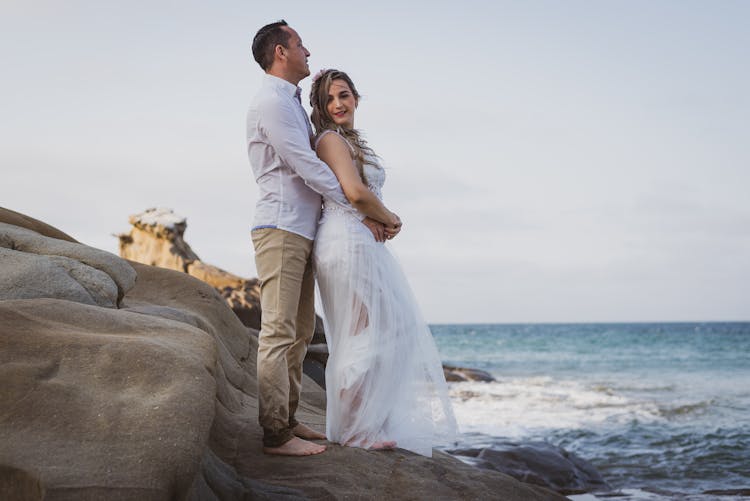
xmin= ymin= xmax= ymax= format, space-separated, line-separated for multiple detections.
xmin=314 ymin=129 xmax=356 ymax=156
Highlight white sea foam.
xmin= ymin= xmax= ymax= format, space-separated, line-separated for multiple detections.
xmin=569 ymin=490 xmax=683 ymax=501
xmin=449 ymin=377 xmax=664 ymax=438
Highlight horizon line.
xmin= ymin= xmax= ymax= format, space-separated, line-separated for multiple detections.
xmin=427 ymin=319 xmax=750 ymax=326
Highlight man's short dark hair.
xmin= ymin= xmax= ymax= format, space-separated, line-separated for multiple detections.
xmin=252 ymin=20 xmax=291 ymax=71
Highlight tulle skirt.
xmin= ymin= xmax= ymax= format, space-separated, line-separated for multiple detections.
xmin=313 ymin=209 xmax=457 ymax=457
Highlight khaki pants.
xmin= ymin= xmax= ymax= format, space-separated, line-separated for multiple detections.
xmin=251 ymin=227 xmax=316 ymax=447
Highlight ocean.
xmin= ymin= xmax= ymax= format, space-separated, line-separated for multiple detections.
xmin=431 ymin=323 xmax=750 ymax=499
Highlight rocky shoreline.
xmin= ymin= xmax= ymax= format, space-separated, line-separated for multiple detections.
xmin=115 ymin=207 xmax=612 ymax=496
xmin=0 ymin=207 xmax=564 ymax=500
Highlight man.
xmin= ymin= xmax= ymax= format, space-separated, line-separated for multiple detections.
xmin=247 ymin=20 xmax=399 ymax=456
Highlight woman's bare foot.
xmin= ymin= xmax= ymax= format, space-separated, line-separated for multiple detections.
xmin=370 ymin=440 xmax=397 ymax=450
xmin=263 ymin=436 xmax=326 ymax=456
xmin=293 ymin=423 xmax=327 ymax=440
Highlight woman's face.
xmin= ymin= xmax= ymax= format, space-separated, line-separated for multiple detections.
xmin=326 ymin=78 xmax=357 ymax=128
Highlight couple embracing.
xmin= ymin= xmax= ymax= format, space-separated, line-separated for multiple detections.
xmin=247 ymin=20 xmax=456 ymax=457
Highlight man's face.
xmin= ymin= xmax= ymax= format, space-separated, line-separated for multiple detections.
xmin=281 ymin=27 xmax=310 ymax=80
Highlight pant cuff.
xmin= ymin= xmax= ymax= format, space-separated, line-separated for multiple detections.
xmin=263 ymin=427 xmax=295 ymax=448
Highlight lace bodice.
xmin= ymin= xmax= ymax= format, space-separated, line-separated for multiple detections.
xmin=361 ymin=155 xmax=385 ymax=200
xmin=316 ymin=131 xmax=386 ymax=217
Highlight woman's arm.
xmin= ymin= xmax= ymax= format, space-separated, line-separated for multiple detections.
xmin=316 ymin=133 xmax=401 ymax=230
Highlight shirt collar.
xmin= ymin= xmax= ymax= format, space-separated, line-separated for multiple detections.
xmin=263 ymin=74 xmax=302 ymax=100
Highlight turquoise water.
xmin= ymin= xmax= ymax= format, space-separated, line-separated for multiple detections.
xmin=431 ymin=323 xmax=750 ymax=497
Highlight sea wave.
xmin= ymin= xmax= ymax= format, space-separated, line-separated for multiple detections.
xmin=657 ymin=400 xmax=714 ymax=419
xmin=447 ymin=377 xmax=718 ymax=437
xmin=591 ymin=383 xmax=677 ymax=394
xmin=434 ymin=323 xmax=750 ymax=496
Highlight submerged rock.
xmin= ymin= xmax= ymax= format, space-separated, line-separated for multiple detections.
xmin=450 ymin=442 xmax=611 ymax=495
xmin=443 ymin=363 xmax=496 ymax=382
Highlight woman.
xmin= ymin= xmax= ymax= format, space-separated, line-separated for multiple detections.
xmin=310 ymin=69 xmax=456 ymax=457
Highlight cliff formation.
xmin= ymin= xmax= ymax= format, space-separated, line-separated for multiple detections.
xmin=118 ymin=208 xmax=262 ymax=330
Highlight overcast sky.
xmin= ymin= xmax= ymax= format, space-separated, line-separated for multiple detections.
xmin=2 ymin=1 xmax=748 ymax=323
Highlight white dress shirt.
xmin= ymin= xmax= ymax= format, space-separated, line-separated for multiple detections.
xmin=247 ymin=74 xmax=356 ymax=240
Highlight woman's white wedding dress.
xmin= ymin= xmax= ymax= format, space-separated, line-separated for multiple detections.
xmin=313 ymin=131 xmax=456 ymax=456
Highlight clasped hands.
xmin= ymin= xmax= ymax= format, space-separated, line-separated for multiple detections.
xmin=363 ymin=216 xmax=402 ymax=243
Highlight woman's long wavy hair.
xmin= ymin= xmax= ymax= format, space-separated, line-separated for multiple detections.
xmin=310 ymin=69 xmax=378 ymax=184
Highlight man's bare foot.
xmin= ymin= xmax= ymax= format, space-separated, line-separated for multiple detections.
xmin=370 ymin=440 xmax=397 ymax=450
xmin=263 ymin=436 xmax=326 ymax=456
xmin=293 ymin=423 xmax=326 ymax=440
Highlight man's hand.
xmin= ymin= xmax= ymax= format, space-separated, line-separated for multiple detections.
xmin=362 ymin=217 xmax=386 ymax=242
xmin=384 ymin=214 xmax=402 ymax=240
xmin=384 ymin=226 xmax=401 ymax=240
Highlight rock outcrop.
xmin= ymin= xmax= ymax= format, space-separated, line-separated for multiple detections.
xmin=118 ymin=208 xmax=261 ymax=330
xmin=0 ymin=207 xmax=564 ymax=500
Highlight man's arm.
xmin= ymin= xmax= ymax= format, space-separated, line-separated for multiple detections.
xmin=259 ymin=97 xmax=363 ymax=215
xmin=362 ymin=217 xmax=386 ymax=242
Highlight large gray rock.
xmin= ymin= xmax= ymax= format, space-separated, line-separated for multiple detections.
xmin=0 ymin=247 xmax=120 ymax=308
xmin=0 ymin=298 xmax=217 ymax=500
xmin=0 ymin=222 xmax=136 ymax=304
